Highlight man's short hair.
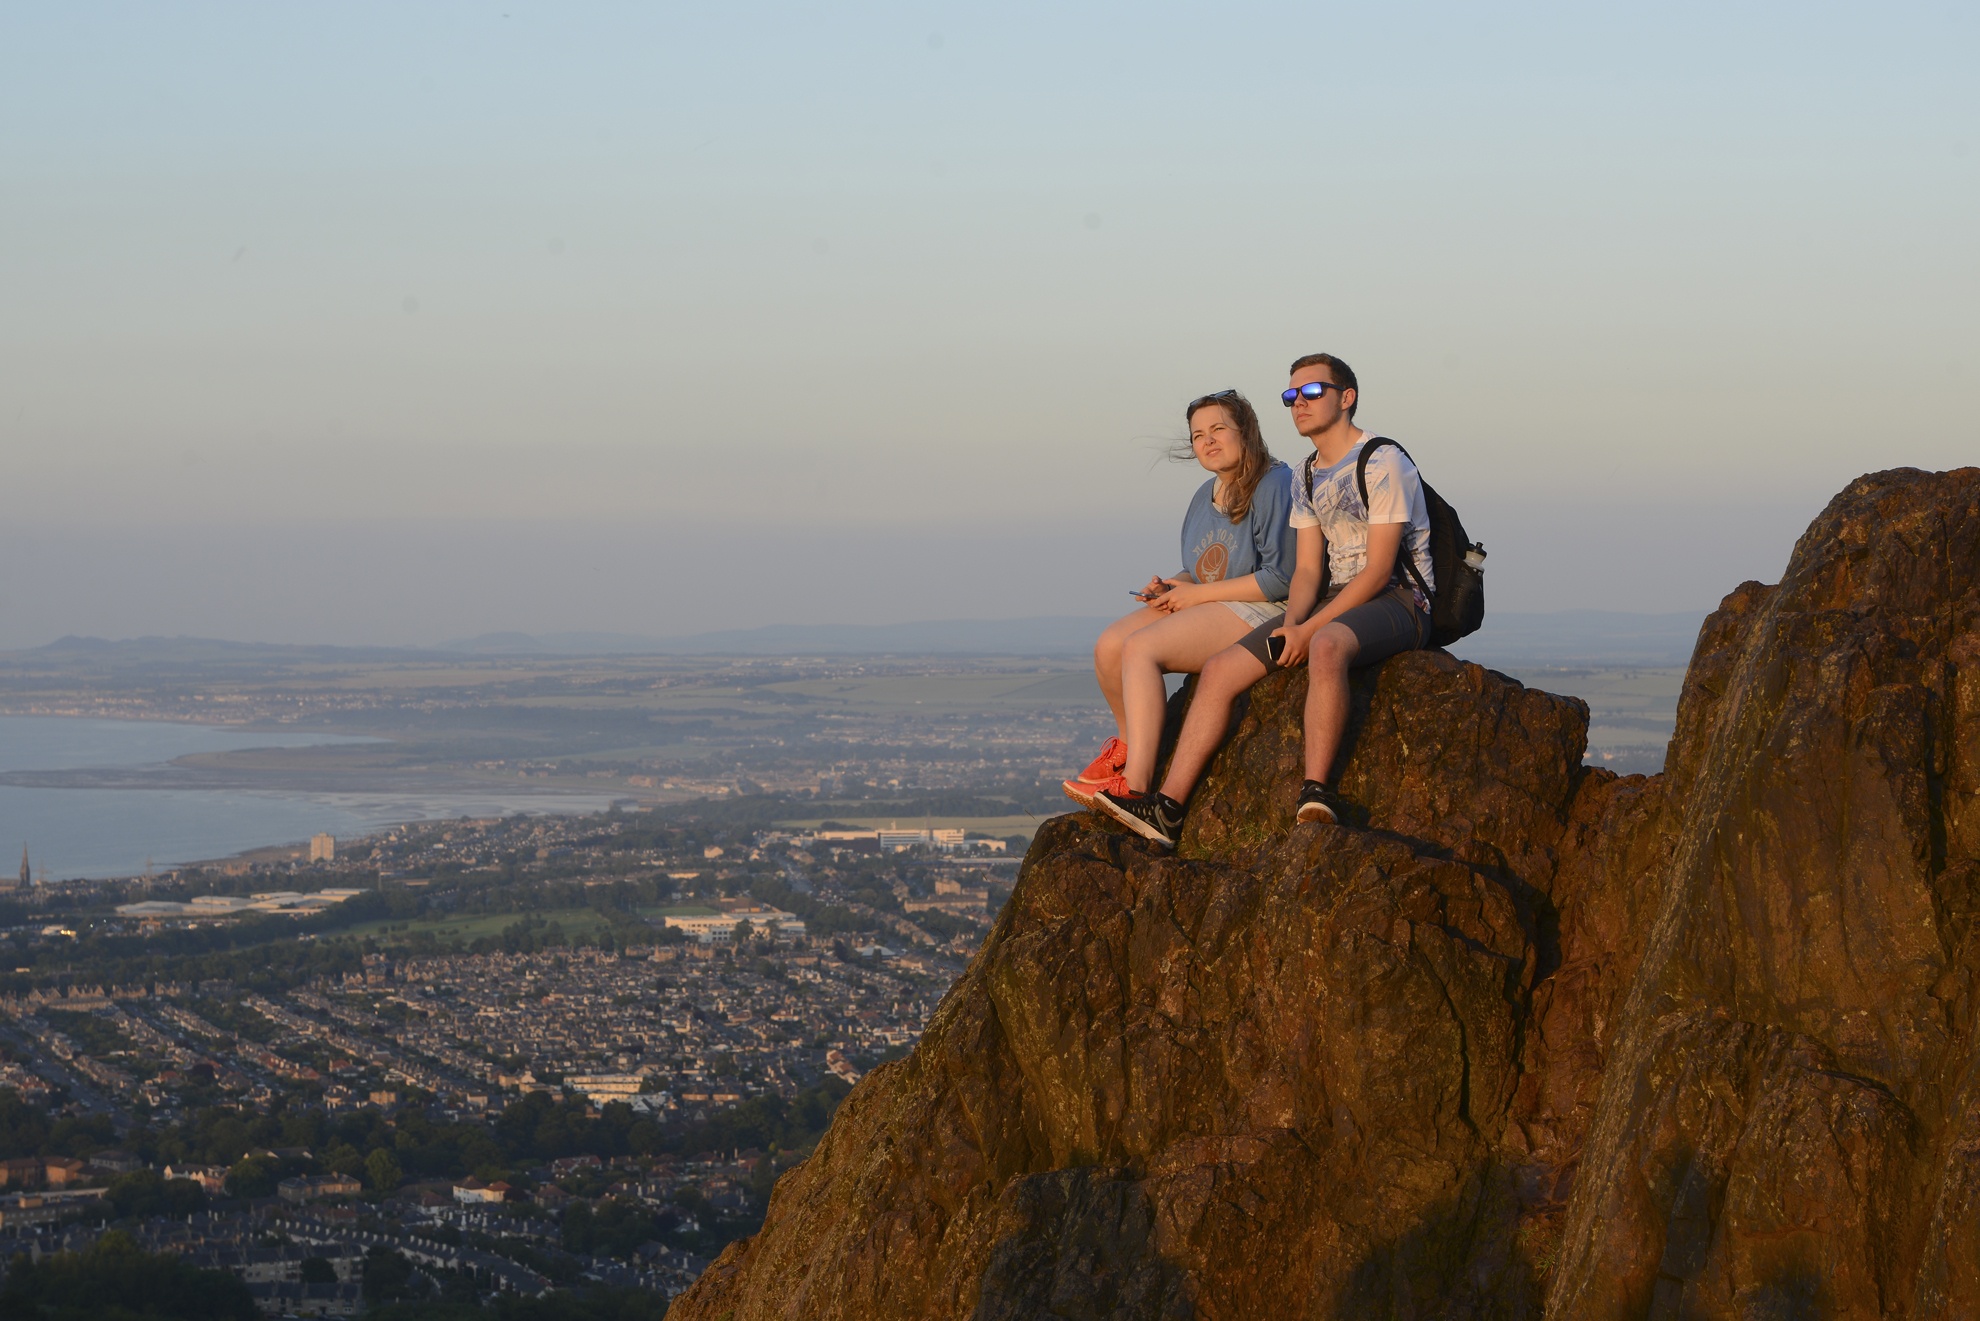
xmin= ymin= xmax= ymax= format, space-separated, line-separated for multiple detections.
xmin=1289 ymin=353 xmax=1359 ymax=420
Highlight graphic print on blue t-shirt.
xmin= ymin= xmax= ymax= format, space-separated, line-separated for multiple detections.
xmin=1188 ymin=528 xmax=1235 ymax=582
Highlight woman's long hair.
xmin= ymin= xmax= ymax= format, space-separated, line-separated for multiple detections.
xmin=1177 ymin=390 xmax=1274 ymax=523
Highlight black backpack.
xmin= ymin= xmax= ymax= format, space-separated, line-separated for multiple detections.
xmin=1302 ymin=436 xmax=1486 ymax=647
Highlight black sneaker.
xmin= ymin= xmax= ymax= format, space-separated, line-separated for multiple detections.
xmin=1295 ymin=780 xmax=1345 ymax=825
xmin=1095 ymin=788 xmax=1183 ymax=849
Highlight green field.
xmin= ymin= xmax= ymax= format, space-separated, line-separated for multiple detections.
xmin=340 ymin=906 xmax=622 ymax=945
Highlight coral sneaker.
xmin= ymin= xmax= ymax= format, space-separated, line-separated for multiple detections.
xmin=1063 ymin=772 xmax=1128 ymax=810
xmin=1076 ymin=736 xmax=1128 ymax=784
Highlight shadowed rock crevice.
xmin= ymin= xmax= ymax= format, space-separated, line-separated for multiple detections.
xmin=669 ymin=467 xmax=1979 ymax=1321
xmin=971 ymin=1169 xmax=1192 ymax=1321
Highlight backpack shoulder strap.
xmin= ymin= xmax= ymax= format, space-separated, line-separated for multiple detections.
xmin=1302 ymin=451 xmax=1317 ymax=500
xmin=1355 ymin=436 xmax=1433 ymax=604
xmin=1354 ymin=435 xmax=1411 ymax=509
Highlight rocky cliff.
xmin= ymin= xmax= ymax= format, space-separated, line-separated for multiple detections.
xmin=670 ymin=467 xmax=1979 ymax=1320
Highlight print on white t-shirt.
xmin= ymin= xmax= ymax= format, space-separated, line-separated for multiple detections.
xmin=1288 ymin=439 xmax=1435 ymax=606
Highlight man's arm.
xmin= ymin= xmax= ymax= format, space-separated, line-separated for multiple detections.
xmin=1281 ymin=526 xmax=1326 ymax=626
xmin=1274 ymin=523 xmax=1404 ymax=664
xmin=1313 ymin=522 xmax=1405 ymax=626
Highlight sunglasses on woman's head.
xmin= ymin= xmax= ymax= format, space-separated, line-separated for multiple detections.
xmin=1281 ymin=382 xmax=1342 ymax=406
xmin=1187 ymin=389 xmax=1239 ymax=415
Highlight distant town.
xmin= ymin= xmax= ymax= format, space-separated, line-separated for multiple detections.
xmin=0 ymin=800 xmax=1022 ymax=1313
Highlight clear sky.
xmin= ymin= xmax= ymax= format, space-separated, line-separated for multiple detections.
xmin=2 ymin=2 xmax=1974 ymax=647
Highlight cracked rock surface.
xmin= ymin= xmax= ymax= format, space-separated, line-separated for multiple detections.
xmin=669 ymin=467 xmax=1979 ymax=1320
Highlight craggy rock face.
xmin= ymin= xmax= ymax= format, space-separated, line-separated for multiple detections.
xmin=670 ymin=467 xmax=1978 ymax=1321
xmin=1549 ymin=467 xmax=1980 ymax=1320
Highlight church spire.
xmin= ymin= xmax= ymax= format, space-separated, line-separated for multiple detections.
xmin=18 ymin=845 xmax=27 ymax=889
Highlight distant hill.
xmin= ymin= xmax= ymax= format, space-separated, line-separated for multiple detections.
xmin=21 ymin=635 xmax=435 ymax=665
xmin=437 ymin=631 xmax=666 ymax=655
xmin=658 ymin=617 xmax=1115 ymax=657
xmin=19 ymin=632 xmax=668 ymax=662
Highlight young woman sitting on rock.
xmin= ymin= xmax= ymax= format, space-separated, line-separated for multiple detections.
xmin=1064 ymin=389 xmax=1295 ymax=808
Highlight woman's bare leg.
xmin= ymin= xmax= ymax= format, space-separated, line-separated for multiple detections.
xmin=1118 ymin=605 xmax=1254 ymax=791
xmin=1093 ymin=607 xmax=1168 ymax=733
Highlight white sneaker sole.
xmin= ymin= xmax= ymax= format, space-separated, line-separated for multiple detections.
xmin=1062 ymin=780 xmax=1105 ymax=809
xmin=1094 ymin=795 xmax=1177 ymax=849
xmin=1295 ymin=801 xmax=1338 ymax=825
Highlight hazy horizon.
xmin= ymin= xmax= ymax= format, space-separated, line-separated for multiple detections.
xmin=5 ymin=602 xmax=1712 ymax=668
xmin=4 ymin=3 xmax=1974 ymax=649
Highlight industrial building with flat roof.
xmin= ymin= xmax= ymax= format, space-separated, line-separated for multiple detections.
xmin=116 ymin=889 xmax=365 ymax=920
xmin=661 ymin=906 xmax=805 ymax=944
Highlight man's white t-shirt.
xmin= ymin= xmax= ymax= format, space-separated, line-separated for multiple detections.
xmin=1288 ymin=436 xmax=1435 ymax=607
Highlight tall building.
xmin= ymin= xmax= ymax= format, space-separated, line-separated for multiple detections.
xmin=15 ymin=846 xmax=25 ymax=891
xmin=308 ymin=833 xmax=336 ymax=863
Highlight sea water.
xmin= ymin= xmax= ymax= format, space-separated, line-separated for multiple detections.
xmin=0 ymin=717 xmax=617 ymax=882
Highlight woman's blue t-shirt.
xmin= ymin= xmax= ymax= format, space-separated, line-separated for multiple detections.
xmin=1178 ymin=461 xmax=1296 ymax=601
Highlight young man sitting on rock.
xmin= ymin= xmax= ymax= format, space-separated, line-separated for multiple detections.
xmin=1097 ymin=353 xmax=1434 ymax=847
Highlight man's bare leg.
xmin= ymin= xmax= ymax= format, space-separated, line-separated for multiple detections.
xmin=1117 ymin=606 xmax=1251 ymax=791
xmin=1302 ymin=623 xmax=1362 ymax=784
xmin=1157 ymin=644 xmax=1267 ymax=804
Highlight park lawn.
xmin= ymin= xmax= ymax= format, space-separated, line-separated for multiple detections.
xmin=339 ymin=905 xmax=623 ymax=945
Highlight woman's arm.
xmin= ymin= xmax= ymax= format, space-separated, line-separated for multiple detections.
xmin=1273 ymin=523 xmax=1404 ymax=664
xmin=1249 ymin=469 xmax=1299 ymax=603
xmin=1148 ymin=572 xmax=1269 ymax=612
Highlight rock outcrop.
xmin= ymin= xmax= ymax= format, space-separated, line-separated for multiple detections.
xmin=1548 ymin=469 xmax=1980 ymax=1319
xmin=670 ymin=467 xmax=1979 ymax=1320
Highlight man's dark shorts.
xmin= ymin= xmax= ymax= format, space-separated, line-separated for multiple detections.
xmin=1235 ymin=584 xmax=1428 ymax=670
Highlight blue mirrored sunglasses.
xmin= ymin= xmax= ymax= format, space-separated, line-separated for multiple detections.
xmin=1281 ymin=382 xmax=1343 ymax=406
